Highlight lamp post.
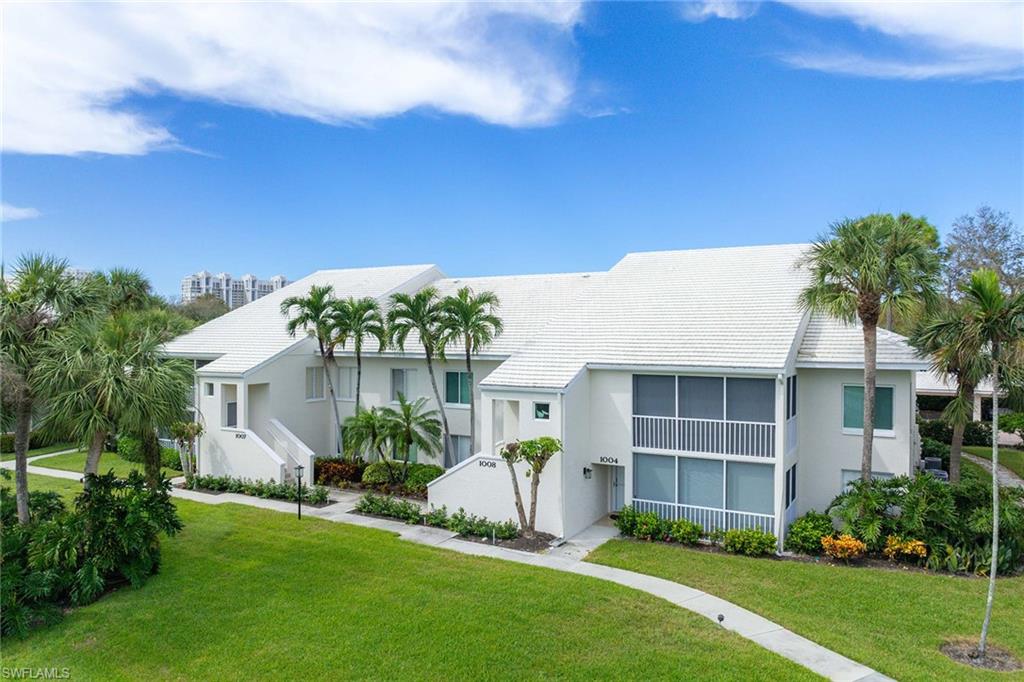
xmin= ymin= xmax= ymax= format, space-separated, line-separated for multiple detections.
xmin=295 ymin=464 xmax=305 ymax=520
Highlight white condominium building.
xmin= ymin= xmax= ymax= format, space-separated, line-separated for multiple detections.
xmin=180 ymin=271 xmax=288 ymax=308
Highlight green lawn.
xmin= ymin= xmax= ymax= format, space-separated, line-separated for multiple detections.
xmin=0 ymin=442 xmax=76 ymax=461
xmin=589 ymin=540 xmax=1024 ymax=682
xmin=965 ymin=445 xmax=1024 ymax=480
xmin=30 ymin=450 xmax=182 ymax=479
xmin=1 ymin=474 xmax=816 ymax=681
xmin=962 ymin=457 xmax=993 ymax=485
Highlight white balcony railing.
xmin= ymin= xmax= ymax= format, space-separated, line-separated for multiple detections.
xmin=632 ymin=415 xmax=776 ymax=458
xmin=633 ymin=498 xmax=775 ymax=535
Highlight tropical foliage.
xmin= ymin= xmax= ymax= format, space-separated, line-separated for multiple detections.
xmin=330 ymin=296 xmax=387 ymax=412
xmin=499 ymin=437 xmax=562 ymax=537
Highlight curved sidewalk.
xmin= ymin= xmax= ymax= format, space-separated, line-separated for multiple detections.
xmin=15 ymin=461 xmax=891 ymax=682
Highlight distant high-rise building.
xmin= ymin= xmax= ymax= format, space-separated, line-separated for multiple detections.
xmin=180 ymin=271 xmax=288 ymax=309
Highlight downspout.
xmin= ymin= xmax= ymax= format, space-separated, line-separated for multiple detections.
xmin=774 ymin=372 xmax=787 ymax=553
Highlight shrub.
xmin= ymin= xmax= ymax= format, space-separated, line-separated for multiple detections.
xmin=785 ymin=511 xmax=835 ymax=555
xmin=821 ymin=534 xmax=867 ymax=562
xmin=160 ymin=447 xmax=180 ymax=469
xmin=403 ymin=464 xmax=444 ymax=494
xmin=445 ymin=508 xmax=519 ymax=539
xmin=633 ymin=512 xmax=668 ymax=541
xmin=883 ymin=536 xmax=928 ymax=563
xmin=315 ymin=457 xmax=366 ymax=486
xmin=355 ymin=493 xmax=421 ymax=524
xmin=668 ymin=518 xmax=702 ymax=545
xmin=722 ymin=529 xmax=777 ymax=556
xmin=920 ymin=437 xmax=949 ymax=463
xmin=423 ymin=505 xmax=449 ymax=527
xmin=1 ymin=471 xmax=181 ymax=637
xmin=614 ymin=505 xmax=639 ymax=537
xmin=187 ymin=474 xmax=328 ymax=505
xmin=0 ymin=430 xmax=65 ymax=454
xmin=917 ymin=418 xmax=992 ymax=446
xmin=116 ymin=435 xmax=143 ymax=462
xmin=1002 ymin=412 xmax=1024 ymax=443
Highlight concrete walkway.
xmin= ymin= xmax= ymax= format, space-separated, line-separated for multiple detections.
xmin=964 ymin=452 xmax=1024 ymax=490
xmin=14 ymin=461 xmax=890 ymax=681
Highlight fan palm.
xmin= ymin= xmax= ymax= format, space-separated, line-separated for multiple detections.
xmin=800 ymin=214 xmax=940 ymax=481
xmin=953 ymin=269 xmax=1024 ymax=657
xmin=0 ymin=254 xmax=97 ymax=522
xmin=440 ymin=287 xmax=503 ymax=454
xmin=331 ymin=296 xmax=387 ymax=413
xmin=281 ymin=285 xmax=344 ymax=453
xmin=387 ymin=287 xmax=453 ymax=460
xmin=911 ymin=302 xmax=990 ymax=483
xmin=379 ymin=395 xmax=442 ymax=481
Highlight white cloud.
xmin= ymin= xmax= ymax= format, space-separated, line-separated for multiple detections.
xmin=2 ymin=3 xmax=583 ymax=156
xmin=680 ymin=2 xmax=760 ymax=22
xmin=779 ymin=1 xmax=1023 ymax=80
xmin=0 ymin=204 xmax=41 ymax=222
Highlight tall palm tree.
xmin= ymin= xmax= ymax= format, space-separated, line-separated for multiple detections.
xmin=800 ymin=214 xmax=940 ymax=481
xmin=379 ymin=395 xmax=442 ymax=481
xmin=387 ymin=287 xmax=453 ymax=460
xmin=331 ymin=296 xmax=387 ymax=413
xmin=954 ymin=269 xmax=1024 ymax=657
xmin=94 ymin=267 xmax=157 ymax=314
xmin=0 ymin=254 xmax=96 ymax=522
xmin=440 ymin=287 xmax=503 ymax=454
xmin=911 ymin=302 xmax=990 ymax=483
xmin=281 ymin=285 xmax=344 ymax=453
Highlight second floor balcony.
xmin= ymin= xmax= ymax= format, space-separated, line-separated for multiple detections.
xmin=632 ymin=374 xmax=777 ymax=458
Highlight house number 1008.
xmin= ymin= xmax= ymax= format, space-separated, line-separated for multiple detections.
xmin=478 ymin=460 xmax=497 ymax=468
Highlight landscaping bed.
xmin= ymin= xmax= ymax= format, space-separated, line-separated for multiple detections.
xmin=184 ymin=474 xmax=332 ymax=506
xmin=315 ymin=458 xmax=443 ymax=499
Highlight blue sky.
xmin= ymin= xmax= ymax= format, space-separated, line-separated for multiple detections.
xmin=2 ymin=2 xmax=1022 ymax=297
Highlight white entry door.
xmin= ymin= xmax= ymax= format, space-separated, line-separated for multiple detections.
xmin=610 ymin=466 xmax=625 ymax=513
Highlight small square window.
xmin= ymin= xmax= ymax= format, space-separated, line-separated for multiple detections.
xmin=204 ymin=382 xmax=214 ymax=396
xmin=534 ymin=402 xmax=550 ymax=420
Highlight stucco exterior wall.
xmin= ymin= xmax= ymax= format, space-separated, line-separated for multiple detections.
xmin=796 ymin=367 xmax=916 ymax=514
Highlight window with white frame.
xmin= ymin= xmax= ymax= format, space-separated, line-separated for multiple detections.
xmin=633 ymin=374 xmax=775 ymax=422
xmin=784 ymin=464 xmax=797 ymax=508
xmin=204 ymin=382 xmax=214 ymax=397
xmin=785 ymin=376 xmax=798 ymax=419
xmin=391 ymin=368 xmax=416 ymax=402
xmin=337 ymin=367 xmax=355 ymax=400
xmin=842 ymin=385 xmax=893 ymax=433
xmin=305 ymin=367 xmax=325 ymax=400
xmin=633 ymin=453 xmax=774 ymax=515
xmin=444 ymin=435 xmax=471 ymax=468
xmin=445 ymin=371 xmax=471 ymax=405
xmin=533 ymin=402 xmax=550 ymax=420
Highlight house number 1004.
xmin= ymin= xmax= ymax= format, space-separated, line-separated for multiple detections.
xmin=598 ymin=456 xmax=618 ymax=464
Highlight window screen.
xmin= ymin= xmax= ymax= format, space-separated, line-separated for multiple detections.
xmin=633 ymin=375 xmax=675 ymax=417
xmin=445 ymin=371 xmax=471 ymax=405
xmin=726 ymin=461 xmax=773 ymax=514
xmin=843 ymin=385 xmax=894 ymax=430
xmin=633 ymin=453 xmax=675 ymax=502
xmin=678 ymin=376 xmax=724 ymax=420
xmin=678 ymin=457 xmax=723 ymax=508
xmin=725 ymin=378 xmax=775 ymax=423
xmin=305 ymin=367 xmax=324 ymax=400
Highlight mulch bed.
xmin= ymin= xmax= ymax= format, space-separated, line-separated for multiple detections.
xmin=941 ymin=639 xmax=1024 ymax=672
xmin=462 ymin=531 xmax=557 ymax=553
xmin=178 ymin=484 xmax=337 ymax=508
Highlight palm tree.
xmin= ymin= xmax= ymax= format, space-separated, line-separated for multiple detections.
xmin=281 ymin=285 xmax=344 ymax=453
xmin=387 ymin=287 xmax=454 ymax=460
xmin=911 ymin=302 xmax=990 ymax=483
xmin=953 ymin=269 xmax=1024 ymax=658
xmin=94 ymin=267 xmax=157 ymax=314
xmin=800 ymin=214 xmax=940 ymax=481
xmin=343 ymin=407 xmax=393 ymax=480
xmin=440 ymin=287 xmax=503 ymax=454
xmin=0 ymin=254 xmax=96 ymax=522
xmin=379 ymin=395 xmax=442 ymax=481
xmin=331 ymin=296 xmax=387 ymax=413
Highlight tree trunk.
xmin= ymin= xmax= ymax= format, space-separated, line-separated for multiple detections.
xmin=465 ymin=341 xmax=475 ymax=455
xmin=355 ymin=350 xmax=363 ymax=414
xmin=978 ymin=356 xmax=1000 ymax=657
xmin=84 ymin=429 xmax=106 ymax=485
xmin=949 ymin=422 xmax=965 ymax=485
xmin=141 ymin=427 xmax=162 ymax=489
xmin=861 ymin=320 xmax=878 ymax=481
xmin=528 ymin=469 xmax=541 ymax=533
xmin=13 ymin=397 xmax=33 ymax=524
xmin=424 ymin=350 xmax=453 ymax=465
xmin=503 ymin=458 xmax=530 ymax=535
xmin=321 ymin=353 xmax=344 ymax=457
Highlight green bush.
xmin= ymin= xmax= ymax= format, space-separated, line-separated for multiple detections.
xmin=634 ymin=511 xmax=668 ymax=541
xmin=668 ymin=518 xmax=702 ymax=545
xmin=920 ymin=437 xmax=949 ymax=461
xmin=785 ymin=511 xmax=835 ymax=555
xmin=354 ymin=496 xmax=519 ymax=539
xmin=314 ymin=457 xmax=366 ymax=486
xmin=0 ymin=430 xmax=64 ymax=454
xmin=160 ymin=447 xmax=180 ymax=469
xmin=1 ymin=471 xmax=181 ymax=637
xmin=116 ymin=435 xmax=143 ymax=462
xmin=722 ymin=529 xmax=777 ymax=556
xmin=403 ymin=464 xmax=444 ymax=494
xmin=917 ymin=418 xmax=992 ymax=446
xmin=361 ymin=461 xmax=443 ymax=495
xmin=355 ymin=493 xmax=421 ymax=523
xmin=187 ymin=474 xmax=329 ymax=505
xmin=614 ymin=505 xmax=639 ymax=536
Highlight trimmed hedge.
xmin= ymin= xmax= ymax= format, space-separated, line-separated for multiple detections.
xmin=187 ymin=474 xmax=329 ymax=505
xmin=354 ymin=493 xmax=519 ymax=540
xmin=722 ymin=529 xmax=778 ymax=556
xmin=0 ymin=430 xmax=65 ymax=454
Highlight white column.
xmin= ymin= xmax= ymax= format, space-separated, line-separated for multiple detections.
xmin=973 ymin=393 xmax=983 ymax=421
xmin=773 ymin=373 xmax=787 ymax=553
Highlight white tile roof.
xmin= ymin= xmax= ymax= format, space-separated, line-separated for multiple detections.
xmin=163 ymin=265 xmax=440 ymax=374
xmin=796 ymin=315 xmax=929 ymax=369
xmin=916 ymin=370 xmax=994 ymax=396
xmin=482 ymin=244 xmax=815 ymax=389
